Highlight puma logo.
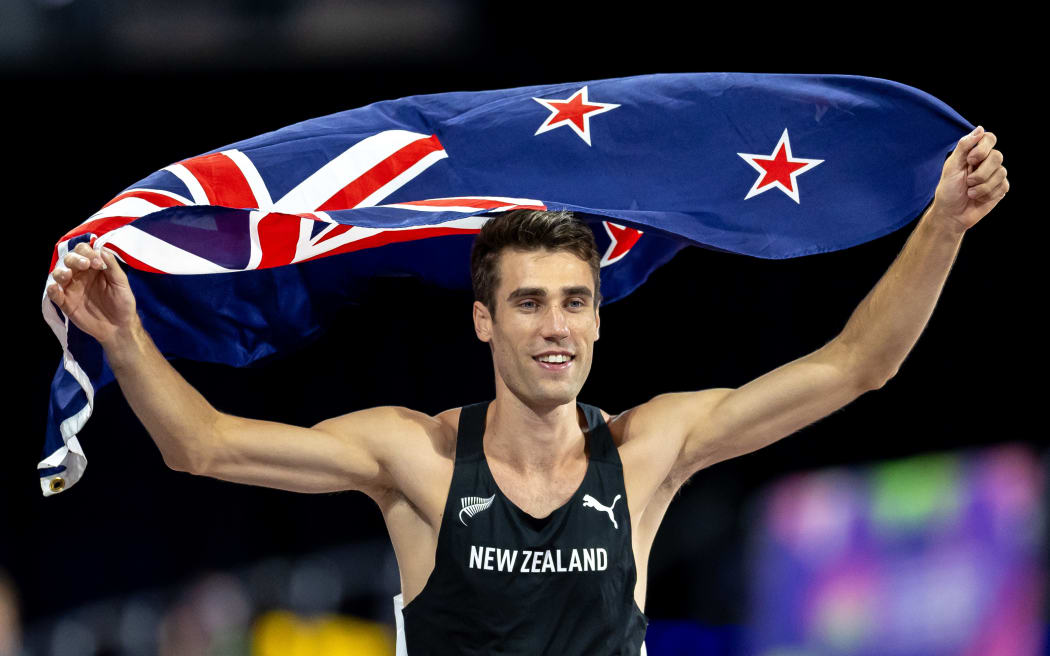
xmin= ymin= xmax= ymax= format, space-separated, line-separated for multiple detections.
xmin=459 ymin=494 xmax=496 ymax=526
xmin=582 ymin=494 xmax=621 ymax=529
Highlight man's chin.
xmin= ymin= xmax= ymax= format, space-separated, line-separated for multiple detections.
xmin=529 ymin=383 xmax=581 ymax=408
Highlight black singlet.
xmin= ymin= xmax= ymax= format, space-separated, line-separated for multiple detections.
xmin=394 ymin=400 xmax=648 ymax=655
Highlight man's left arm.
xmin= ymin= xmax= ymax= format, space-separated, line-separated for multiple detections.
xmin=637 ymin=126 xmax=1008 ymax=484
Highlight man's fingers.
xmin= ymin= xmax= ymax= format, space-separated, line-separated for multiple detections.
xmin=71 ymin=241 xmax=106 ymax=270
xmin=967 ymin=131 xmax=998 ymax=167
xmin=965 ymin=164 xmax=1007 ymax=198
xmin=54 ymin=245 xmax=123 ymax=298
xmin=45 ymin=282 xmax=66 ymax=309
xmin=948 ymin=126 xmax=985 ymax=170
xmin=99 ymin=248 xmax=127 ymax=284
xmin=45 ymin=279 xmax=77 ymax=317
xmin=63 ymin=251 xmax=92 ymax=271
xmin=72 ymin=242 xmax=101 ymax=269
xmin=967 ymin=149 xmax=1004 ymax=185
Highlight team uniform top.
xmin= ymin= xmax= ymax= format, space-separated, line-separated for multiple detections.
xmin=393 ymin=400 xmax=649 ymax=655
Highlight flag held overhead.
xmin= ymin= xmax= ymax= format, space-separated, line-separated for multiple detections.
xmin=40 ymin=72 xmax=972 ymax=494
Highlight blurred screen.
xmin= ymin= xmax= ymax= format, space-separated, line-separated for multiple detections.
xmin=748 ymin=444 xmax=1046 ymax=656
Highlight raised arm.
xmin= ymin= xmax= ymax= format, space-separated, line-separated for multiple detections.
xmin=623 ymin=127 xmax=1008 ymax=488
xmin=45 ymin=244 xmax=439 ymax=498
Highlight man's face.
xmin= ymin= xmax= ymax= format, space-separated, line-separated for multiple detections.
xmin=474 ymin=248 xmax=600 ymax=410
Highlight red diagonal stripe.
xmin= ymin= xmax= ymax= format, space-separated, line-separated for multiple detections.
xmin=317 ymin=135 xmax=444 ymax=211
xmin=298 ymin=226 xmax=480 ymax=264
xmin=59 ymin=215 xmax=139 ymax=245
xmin=101 ymin=190 xmax=186 ymax=210
xmin=255 ymin=213 xmax=301 ymax=270
xmin=314 ymin=224 xmax=353 ymax=245
xmin=179 ymin=152 xmax=257 ymax=207
xmin=395 ymin=198 xmax=546 ymax=210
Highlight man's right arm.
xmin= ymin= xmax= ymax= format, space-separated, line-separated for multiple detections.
xmin=47 ymin=242 xmax=432 ymax=498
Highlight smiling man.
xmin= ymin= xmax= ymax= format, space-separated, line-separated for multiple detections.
xmin=45 ymin=127 xmax=1007 ymax=655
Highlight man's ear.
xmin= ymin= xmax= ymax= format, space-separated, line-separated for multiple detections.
xmin=595 ymin=304 xmax=601 ymax=341
xmin=474 ymin=300 xmax=493 ymax=342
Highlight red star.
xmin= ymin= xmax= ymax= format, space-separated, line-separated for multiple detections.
xmin=600 ymin=221 xmax=642 ymax=266
xmin=754 ymin=145 xmax=809 ymax=191
xmin=533 ymin=86 xmax=620 ymax=146
xmin=738 ymin=129 xmax=824 ymax=204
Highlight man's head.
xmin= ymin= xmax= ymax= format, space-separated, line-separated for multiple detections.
xmin=471 ymin=209 xmax=602 ymax=320
xmin=470 ymin=210 xmax=602 ymax=409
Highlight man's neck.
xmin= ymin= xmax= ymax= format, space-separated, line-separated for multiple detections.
xmin=483 ymin=389 xmax=586 ymax=473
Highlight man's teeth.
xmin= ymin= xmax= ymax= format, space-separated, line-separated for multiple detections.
xmin=537 ymin=354 xmax=573 ymax=363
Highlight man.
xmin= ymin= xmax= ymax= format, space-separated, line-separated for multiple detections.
xmin=45 ymin=126 xmax=1007 ymax=654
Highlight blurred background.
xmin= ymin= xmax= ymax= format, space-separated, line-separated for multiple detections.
xmin=4 ymin=1 xmax=1040 ymax=654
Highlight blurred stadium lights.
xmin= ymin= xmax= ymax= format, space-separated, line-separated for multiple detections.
xmin=12 ymin=539 xmax=399 ymax=656
xmin=747 ymin=443 xmax=1048 ymax=656
xmin=0 ymin=0 xmax=474 ymax=71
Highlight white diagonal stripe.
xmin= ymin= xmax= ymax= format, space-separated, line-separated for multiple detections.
xmin=292 ymin=215 xmax=491 ymax=263
xmin=381 ymin=196 xmax=543 ymax=213
xmin=132 ymin=187 xmax=193 ymax=206
xmin=270 ymin=130 xmax=435 ymax=214
xmin=353 ymin=149 xmax=449 ymax=209
xmin=164 ymin=163 xmax=210 ymax=204
xmin=95 ymin=225 xmax=235 ymax=274
xmin=246 ymin=211 xmax=265 ymax=271
xmin=223 ymin=149 xmax=273 ymax=209
xmin=86 ymin=197 xmax=164 ymax=222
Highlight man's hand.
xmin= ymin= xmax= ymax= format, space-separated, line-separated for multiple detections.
xmin=45 ymin=242 xmax=138 ymax=348
xmin=932 ymin=126 xmax=1009 ymax=231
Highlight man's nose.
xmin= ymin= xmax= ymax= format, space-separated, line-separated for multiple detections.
xmin=541 ymin=305 xmax=570 ymax=338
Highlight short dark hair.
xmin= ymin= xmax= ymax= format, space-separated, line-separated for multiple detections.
xmin=470 ymin=209 xmax=601 ymax=320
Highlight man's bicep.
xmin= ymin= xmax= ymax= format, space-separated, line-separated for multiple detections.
xmin=200 ymin=405 xmax=427 ymax=495
xmin=667 ymin=340 xmax=877 ymax=480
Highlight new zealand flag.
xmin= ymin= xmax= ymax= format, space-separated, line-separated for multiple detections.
xmin=40 ymin=72 xmax=971 ymax=494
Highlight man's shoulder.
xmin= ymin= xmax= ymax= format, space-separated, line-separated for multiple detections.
xmin=601 ymin=393 xmax=719 ymax=449
xmin=432 ymin=406 xmax=464 ymax=457
xmin=434 ymin=406 xmax=461 ymax=435
xmin=315 ymin=405 xmax=458 ymax=460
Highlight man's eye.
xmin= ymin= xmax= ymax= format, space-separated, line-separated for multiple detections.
xmin=519 ymin=300 xmax=537 ymax=309
xmin=568 ymin=299 xmax=585 ymax=308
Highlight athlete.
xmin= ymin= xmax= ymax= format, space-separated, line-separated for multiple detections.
xmin=45 ymin=126 xmax=1007 ymax=654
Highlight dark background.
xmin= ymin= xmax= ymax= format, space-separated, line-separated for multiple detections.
xmin=3 ymin=0 xmax=1039 ymax=648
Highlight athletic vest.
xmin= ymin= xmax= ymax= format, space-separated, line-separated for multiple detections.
xmin=393 ymin=400 xmax=648 ymax=655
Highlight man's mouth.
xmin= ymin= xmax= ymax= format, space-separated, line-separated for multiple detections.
xmin=533 ymin=354 xmax=575 ymax=370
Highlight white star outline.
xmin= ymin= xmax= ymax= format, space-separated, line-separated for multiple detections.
xmin=600 ymin=221 xmax=642 ymax=267
xmin=737 ymin=128 xmax=824 ymax=204
xmin=532 ymin=86 xmax=620 ymax=146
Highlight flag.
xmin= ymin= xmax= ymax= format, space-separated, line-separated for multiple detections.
xmin=39 ymin=72 xmax=972 ymax=495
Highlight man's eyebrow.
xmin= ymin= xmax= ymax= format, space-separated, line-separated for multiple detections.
xmin=562 ymin=286 xmax=594 ymax=298
xmin=507 ymin=287 xmax=546 ymax=301
xmin=506 ymin=286 xmax=594 ymax=301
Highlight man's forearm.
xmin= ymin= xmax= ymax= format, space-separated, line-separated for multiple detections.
xmin=103 ymin=320 xmax=222 ymax=471
xmin=836 ymin=203 xmax=967 ymax=385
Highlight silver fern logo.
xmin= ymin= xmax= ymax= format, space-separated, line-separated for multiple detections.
xmin=459 ymin=494 xmax=496 ymax=526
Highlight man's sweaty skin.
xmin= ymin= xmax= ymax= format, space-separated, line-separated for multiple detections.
xmin=46 ymin=127 xmax=1007 ymax=612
